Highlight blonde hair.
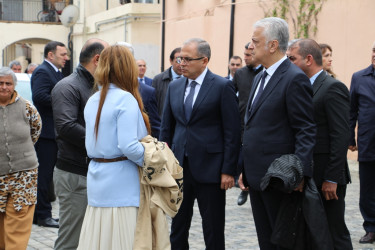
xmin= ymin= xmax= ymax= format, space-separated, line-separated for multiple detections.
xmin=93 ymin=45 xmax=151 ymax=139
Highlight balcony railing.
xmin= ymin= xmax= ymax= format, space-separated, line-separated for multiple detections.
xmin=0 ymin=0 xmax=67 ymax=23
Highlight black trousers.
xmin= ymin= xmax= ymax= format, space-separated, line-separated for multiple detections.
xmin=318 ymin=184 xmax=352 ymax=250
xmin=249 ymin=188 xmax=289 ymax=250
xmin=359 ymin=161 xmax=375 ymax=233
xmin=34 ymin=138 xmax=57 ymax=219
xmin=170 ymin=157 xmax=226 ymax=250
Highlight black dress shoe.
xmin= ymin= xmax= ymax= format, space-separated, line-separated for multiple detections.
xmin=38 ymin=217 xmax=59 ymax=228
xmin=237 ymin=190 xmax=248 ymax=206
xmin=359 ymin=232 xmax=375 ymax=244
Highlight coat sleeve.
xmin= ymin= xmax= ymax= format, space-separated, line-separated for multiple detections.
xmin=323 ymin=82 xmax=350 ymax=182
xmin=52 ymin=81 xmax=86 ymax=147
xmin=31 ymin=68 xmax=54 ymax=106
xmin=349 ymin=74 xmax=359 ymax=147
xmin=146 ymin=88 xmax=161 ymax=139
xmin=159 ymin=85 xmax=175 ymax=146
xmin=220 ymin=80 xmax=241 ymax=176
xmin=286 ymin=73 xmax=316 ymax=177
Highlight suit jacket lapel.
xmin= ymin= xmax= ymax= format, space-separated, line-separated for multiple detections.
xmin=189 ymin=70 xmax=214 ymax=119
xmin=44 ymin=61 xmax=61 ymax=83
xmin=246 ymin=59 xmax=290 ymax=123
xmin=244 ymin=72 xmax=262 ymax=123
xmin=313 ymin=71 xmax=327 ymax=96
xmin=178 ymin=78 xmax=188 ymax=123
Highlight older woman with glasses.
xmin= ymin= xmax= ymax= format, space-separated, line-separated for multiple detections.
xmin=0 ymin=67 xmax=41 ymax=250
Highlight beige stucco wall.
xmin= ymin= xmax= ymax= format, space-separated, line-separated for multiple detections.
xmin=163 ymin=0 xmax=375 ymax=86
xmin=163 ymin=0 xmax=373 ymax=160
xmin=71 ymin=0 xmax=161 ymax=76
xmin=0 ymin=22 xmax=69 ymax=67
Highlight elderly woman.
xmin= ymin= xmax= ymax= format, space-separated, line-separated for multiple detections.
xmin=0 ymin=67 xmax=41 ymax=250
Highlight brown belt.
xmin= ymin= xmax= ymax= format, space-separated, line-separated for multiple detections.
xmin=92 ymin=156 xmax=128 ymax=163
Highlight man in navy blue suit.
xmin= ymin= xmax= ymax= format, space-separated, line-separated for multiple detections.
xmin=239 ymin=18 xmax=316 ymax=249
xmin=137 ymin=59 xmax=153 ymax=86
xmin=349 ymin=41 xmax=375 ymax=244
xmin=138 ymin=81 xmax=161 ymax=138
xmin=116 ymin=42 xmax=160 ymax=138
xmin=160 ymin=38 xmax=241 ymax=250
xmin=31 ymin=41 xmax=69 ymax=228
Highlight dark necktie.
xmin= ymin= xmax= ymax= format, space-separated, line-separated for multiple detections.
xmin=250 ymin=70 xmax=268 ymax=114
xmin=57 ymin=71 xmax=64 ymax=80
xmin=139 ymin=78 xmax=145 ymax=85
xmin=184 ymin=81 xmax=198 ymax=120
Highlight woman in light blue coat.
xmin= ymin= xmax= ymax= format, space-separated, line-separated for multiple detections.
xmin=78 ymin=45 xmax=151 ymax=250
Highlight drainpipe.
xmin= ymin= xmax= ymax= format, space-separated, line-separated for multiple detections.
xmin=228 ymin=0 xmax=235 ymax=62
xmin=160 ymin=0 xmax=165 ymax=72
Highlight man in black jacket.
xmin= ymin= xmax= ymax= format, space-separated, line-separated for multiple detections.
xmin=288 ymin=38 xmax=352 ymax=249
xmin=152 ymin=47 xmax=182 ymax=116
xmin=51 ymin=38 xmax=108 ymax=250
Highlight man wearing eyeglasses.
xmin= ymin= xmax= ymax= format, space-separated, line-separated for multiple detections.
xmin=160 ymin=38 xmax=241 ymax=250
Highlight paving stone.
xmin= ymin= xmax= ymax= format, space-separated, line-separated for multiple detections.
xmin=27 ymin=160 xmax=374 ymax=249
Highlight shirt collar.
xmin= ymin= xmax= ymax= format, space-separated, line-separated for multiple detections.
xmin=44 ymin=59 xmax=59 ymax=72
xmin=310 ymin=69 xmax=324 ymax=85
xmin=264 ymin=56 xmax=287 ymax=77
xmin=188 ymin=67 xmax=208 ymax=86
xmin=254 ymin=64 xmax=262 ymax=71
xmin=170 ymin=67 xmax=181 ymax=80
xmin=228 ymin=74 xmax=233 ymax=81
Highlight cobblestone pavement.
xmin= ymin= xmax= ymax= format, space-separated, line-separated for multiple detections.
xmin=27 ymin=160 xmax=374 ymax=249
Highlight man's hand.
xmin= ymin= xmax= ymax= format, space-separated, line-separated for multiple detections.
xmin=348 ymin=145 xmax=357 ymax=152
xmin=238 ymin=173 xmax=249 ymax=191
xmin=322 ymin=181 xmax=338 ymax=200
xmin=221 ymin=174 xmax=235 ymax=190
xmin=294 ymin=178 xmax=305 ymax=192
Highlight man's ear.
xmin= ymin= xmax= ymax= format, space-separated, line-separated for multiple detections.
xmin=269 ymin=40 xmax=279 ymax=53
xmin=305 ymin=54 xmax=314 ymax=66
xmin=93 ymin=54 xmax=100 ymax=66
xmin=48 ymin=51 xmax=54 ymax=60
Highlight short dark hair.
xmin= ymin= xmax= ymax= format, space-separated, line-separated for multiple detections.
xmin=44 ymin=41 xmax=66 ymax=58
xmin=79 ymin=42 xmax=106 ymax=65
xmin=169 ymin=47 xmax=181 ymax=61
xmin=229 ymin=55 xmax=242 ymax=63
xmin=294 ymin=39 xmax=322 ymax=66
xmin=245 ymin=42 xmax=251 ymax=49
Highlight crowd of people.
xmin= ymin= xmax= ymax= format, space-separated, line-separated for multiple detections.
xmin=1 ymin=16 xmax=375 ymax=250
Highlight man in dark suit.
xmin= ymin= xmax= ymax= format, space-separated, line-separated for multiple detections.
xmin=288 ymin=38 xmax=352 ymax=249
xmin=160 ymin=38 xmax=241 ymax=250
xmin=225 ymin=55 xmax=242 ymax=81
xmin=349 ymin=41 xmax=375 ymax=244
xmin=139 ymin=81 xmax=161 ymax=138
xmin=31 ymin=41 xmax=68 ymax=228
xmin=233 ymin=43 xmax=263 ymax=206
xmin=137 ymin=59 xmax=153 ymax=86
xmin=239 ymin=18 xmax=316 ymax=249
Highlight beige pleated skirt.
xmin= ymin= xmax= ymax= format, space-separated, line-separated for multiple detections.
xmin=77 ymin=205 xmax=138 ymax=250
